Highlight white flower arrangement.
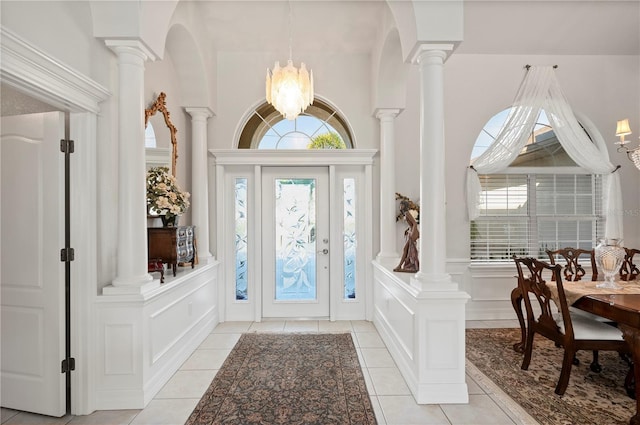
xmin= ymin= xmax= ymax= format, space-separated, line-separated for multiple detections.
xmin=146 ymin=166 xmax=190 ymax=219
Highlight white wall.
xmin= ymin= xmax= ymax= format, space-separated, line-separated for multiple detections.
xmin=393 ymin=53 xmax=640 ymax=261
xmin=213 ymin=51 xmax=378 ymax=149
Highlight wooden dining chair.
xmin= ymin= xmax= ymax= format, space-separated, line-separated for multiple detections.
xmin=545 ymin=247 xmax=598 ymax=282
xmin=545 ymin=247 xmax=606 ymax=371
xmin=514 ymin=256 xmax=628 ymax=396
xmin=620 ymin=247 xmax=640 ymax=281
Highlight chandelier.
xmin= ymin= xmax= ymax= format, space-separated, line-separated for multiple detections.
xmin=614 ymin=118 xmax=640 ymax=170
xmin=265 ymin=2 xmax=313 ymax=120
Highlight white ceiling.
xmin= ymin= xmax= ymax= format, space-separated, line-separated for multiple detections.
xmin=189 ymin=0 xmax=640 ymax=56
xmin=2 ymin=1 xmax=638 ymax=117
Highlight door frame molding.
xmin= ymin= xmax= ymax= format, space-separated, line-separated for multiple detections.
xmin=211 ymin=149 xmax=377 ymax=322
xmin=1 ymin=27 xmax=110 ymax=415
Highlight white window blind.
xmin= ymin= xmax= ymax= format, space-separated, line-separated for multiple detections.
xmin=470 ymin=173 xmax=603 ymax=262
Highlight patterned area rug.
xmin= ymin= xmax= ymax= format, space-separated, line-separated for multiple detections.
xmin=186 ymin=333 xmax=377 ymax=425
xmin=466 ymin=328 xmax=635 ymax=425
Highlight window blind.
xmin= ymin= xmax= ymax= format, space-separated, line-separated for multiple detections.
xmin=470 ymin=173 xmax=603 ymax=262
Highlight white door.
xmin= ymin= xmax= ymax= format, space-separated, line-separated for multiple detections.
xmin=1 ymin=112 xmax=66 ymax=416
xmin=262 ymin=167 xmax=330 ymax=318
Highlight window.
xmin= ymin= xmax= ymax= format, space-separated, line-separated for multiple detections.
xmin=470 ymin=109 xmax=604 ymax=262
xmin=238 ymin=99 xmax=353 ymax=149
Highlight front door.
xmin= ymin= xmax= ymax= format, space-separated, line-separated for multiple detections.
xmin=262 ymin=167 xmax=330 ymax=318
xmin=1 ymin=112 xmax=66 ymax=416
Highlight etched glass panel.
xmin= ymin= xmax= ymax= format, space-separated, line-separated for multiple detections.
xmin=274 ymin=178 xmax=317 ymax=301
xmin=235 ymin=178 xmax=248 ymax=300
xmin=343 ymin=178 xmax=356 ymax=299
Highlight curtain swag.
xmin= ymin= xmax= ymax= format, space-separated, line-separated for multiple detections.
xmin=466 ymin=65 xmax=623 ymax=239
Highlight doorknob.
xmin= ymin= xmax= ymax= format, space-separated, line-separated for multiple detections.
xmin=317 ymin=248 xmax=329 ymax=255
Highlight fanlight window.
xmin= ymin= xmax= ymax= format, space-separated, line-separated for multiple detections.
xmin=470 ymin=107 xmax=604 ymax=262
xmin=238 ymin=99 xmax=353 ymax=149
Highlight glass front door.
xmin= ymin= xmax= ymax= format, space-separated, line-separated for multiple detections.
xmin=262 ymin=167 xmax=330 ymax=318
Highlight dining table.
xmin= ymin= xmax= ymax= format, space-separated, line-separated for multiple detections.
xmin=546 ymin=280 xmax=640 ymax=425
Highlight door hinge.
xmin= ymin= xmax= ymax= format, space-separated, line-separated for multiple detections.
xmin=61 ymin=358 xmax=75 ymax=373
xmin=60 ymin=139 xmax=74 ymax=154
xmin=60 ymin=247 xmax=75 ymax=262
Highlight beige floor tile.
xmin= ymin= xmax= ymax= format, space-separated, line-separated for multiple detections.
xmin=68 ymin=410 xmax=140 ymax=425
xmin=361 ymin=367 xmax=376 ymax=396
xmin=378 ymin=395 xmax=450 ymax=424
xmin=249 ymin=321 xmax=285 ymax=332
xmin=318 ymin=320 xmax=353 ymax=332
xmin=1 ymin=408 xmax=19 ymax=423
xmin=465 ymin=374 xmax=485 ymax=395
xmin=180 ymin=349 xmax=230 ymax=370
xmin=440 ymin=394 xmax=516 ymax=425
xmin=481 ymin=320 xmax=520 ymax=329
xmin=155 ymin=369 xmax=217 ymax=399
xmin=197 ymin=332 xmax=241 ymax=349
xmin=368 ymin=396 xmax=387 ymax=424
xmin=465 ymin=320 xmax=489 ymax=329
xmin=283 ymin=320 xmax=319 ymax=332
xmin=367 ymin=367 xmax=411 ymax=395
xmin=129 ymin=399 xmax=199 ymax=425
xmin=2 ymin=412 xmax=74 ymax=425
xmin=212 ymin=321 xmax=252 ymax=333
xmin=361 ymin=348 xmax=396 ymax=368
xmin=351 ymin=320 xmax=377 ymax=332
xmin=356 ymin=332 xmax=386 ymax=348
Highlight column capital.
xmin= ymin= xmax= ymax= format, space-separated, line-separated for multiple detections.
xmin=185 ymin=107 xmax=215 ymax=120
xmin=374 ymin=108 xmax=402 ymax=120
xmin=104 ymin=39 xmax=156 ymax=62
xmin=409 ymin=44 xmax=454 ymax=65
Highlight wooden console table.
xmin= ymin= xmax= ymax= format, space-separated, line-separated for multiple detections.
xmin=148 ymin=226 xmax=195 ymax=277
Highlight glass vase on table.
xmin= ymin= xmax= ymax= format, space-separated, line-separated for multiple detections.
xmin=595 ymin=238 xmax=625 ymax=289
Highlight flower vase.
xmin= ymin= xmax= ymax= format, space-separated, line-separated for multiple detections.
xmin=595 ymin=238 xmax=625 ymax=289
xmin=161 ymin=214 xmax=179 ymax=227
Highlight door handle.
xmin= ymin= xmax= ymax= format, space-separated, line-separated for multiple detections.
xmin=317 ymin=248 xmax=329 ymax=255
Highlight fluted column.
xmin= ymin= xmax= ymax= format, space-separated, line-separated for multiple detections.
xmin=410 ymin=46 xmax=456 ymax=291
xmin=105 ymin=40 xmax=157 ymax=292
xmin=185 ymin=107 xmax=214 ymax=263
xmin=375 ymin=108 xmax=401 ymax=260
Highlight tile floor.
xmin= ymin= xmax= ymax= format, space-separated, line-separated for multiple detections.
xmin=1 ymin=319 xmax=535 ymax=425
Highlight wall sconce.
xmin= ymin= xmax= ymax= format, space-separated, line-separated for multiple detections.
xmin=615 ymin=118 xmax=640 ymax=170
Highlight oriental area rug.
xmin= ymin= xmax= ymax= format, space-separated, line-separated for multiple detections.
xmin=186 ymin=333 xmax=377 ymax=425
xmin=466 ymin=328 xmax=635 ymax=425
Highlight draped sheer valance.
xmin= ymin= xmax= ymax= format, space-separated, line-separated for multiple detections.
xmin=467 ymin=65 xmax=623 ymax=239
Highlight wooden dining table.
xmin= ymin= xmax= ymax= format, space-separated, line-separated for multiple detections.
xmin=519 ymin=280 xmax=640 ymax=425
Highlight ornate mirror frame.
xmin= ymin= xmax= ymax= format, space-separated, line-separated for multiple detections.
xmin=145 ymin=92 xmax=178 ymax=176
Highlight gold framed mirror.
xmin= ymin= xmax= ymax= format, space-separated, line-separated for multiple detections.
xmin=145 ymin=92 xmax=178 ymax=176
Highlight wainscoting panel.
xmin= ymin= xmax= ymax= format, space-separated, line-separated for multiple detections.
xmin=94 ymin=262 xmax=219 ymax=410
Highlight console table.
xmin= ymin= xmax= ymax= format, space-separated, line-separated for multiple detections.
xmin=148 ymin=226 xmax=195 ymax=277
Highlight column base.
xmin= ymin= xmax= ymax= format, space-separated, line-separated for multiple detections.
xmin=376 ymin=251 xmax=400 ymax=261
xmin=411 ymin=272 xmax=458 ymax=292
xmin=105 ymin=274 xmax=159 ymax=295
xmin=198 ymin=253 xmax=216 ymax=264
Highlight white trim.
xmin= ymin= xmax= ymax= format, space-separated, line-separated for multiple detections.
xmin=0 ymin=26 xmax=111 ymax=114
xmin=1 ymin=25 xmax=110 ymax=415
xmin=210 ymin=149 xmax=377 ymax=166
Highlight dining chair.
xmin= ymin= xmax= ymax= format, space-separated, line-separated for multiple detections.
xmin=545 ymin=247 xmax=598 ymax=282
xmin=545 ymin=247 xmax=604 ymax=371
xmin=514 ymin=256 xmax=628 ymax=396
xmin=620 ymin=247 xmax=640 ymax=281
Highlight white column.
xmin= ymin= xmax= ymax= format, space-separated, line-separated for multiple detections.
xmin=105 ymin=40 xmax=158 ymax=293
xmin=185 ymin=107 xmax=214 ymax=263
xmin=410 ymin=45 xmax=456 ymax=291
xmin=375 ymin=108 xmax=401 ymax=260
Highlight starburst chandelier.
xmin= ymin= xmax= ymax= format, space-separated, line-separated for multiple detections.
xmin=265 ymin=2 xmax=313 ymax=120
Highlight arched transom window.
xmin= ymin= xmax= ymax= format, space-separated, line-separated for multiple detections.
xmin=238 ymin=99 xmax=353 ymax=149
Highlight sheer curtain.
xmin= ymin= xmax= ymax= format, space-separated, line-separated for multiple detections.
xmin=466 ymin=65 xmax=623 ymax=239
